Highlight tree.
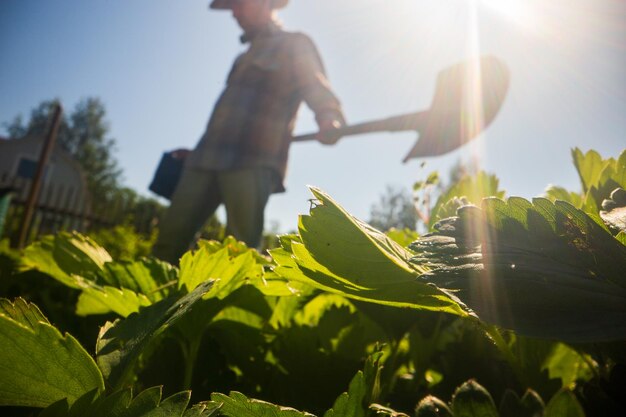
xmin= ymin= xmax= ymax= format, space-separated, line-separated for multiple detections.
xmin=368 ymin=185 xmax=418 ymax=231
xmin=368 ymin=160 xmax=482 ymax=233
xmin=3 ymin=98 xmax=122 ymax=203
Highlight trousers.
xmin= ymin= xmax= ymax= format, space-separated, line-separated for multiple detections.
xmin=152 ymin=166 xmax=275 ymax=264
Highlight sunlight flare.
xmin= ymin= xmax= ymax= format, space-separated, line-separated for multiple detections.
xmin=480 ymin=0 xmax=539 ymax=31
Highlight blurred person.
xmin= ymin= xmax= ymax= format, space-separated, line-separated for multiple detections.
xmin=153 ymin=0 xmax=345 ymax=263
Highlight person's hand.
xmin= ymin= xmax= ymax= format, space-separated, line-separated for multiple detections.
xmin=316 ymin=118 xmax=343 ymax=145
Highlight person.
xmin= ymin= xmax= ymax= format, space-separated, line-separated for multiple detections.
xmin=153 ymin=0 xmax=345 ymax=263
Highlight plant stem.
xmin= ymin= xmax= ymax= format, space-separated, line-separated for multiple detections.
xmin=481 ymin=322 xmax=527 ymax=387
xmin=181 ymin=336 xmax=202 ymax=390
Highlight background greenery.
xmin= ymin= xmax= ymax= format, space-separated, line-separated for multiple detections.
xmin=0 ymin=147 xmax=624 ymax=417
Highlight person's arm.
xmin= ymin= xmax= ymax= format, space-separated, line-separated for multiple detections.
xmin=291 ymin=33 xmax=346 ymax=145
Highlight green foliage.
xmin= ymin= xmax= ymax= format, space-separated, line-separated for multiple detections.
xmin=88 ymin=223 xmax=158 ymax=260
xmin=0 ymin=238 xmax=20 ymax=281
xmin=411 ymin=197 xmax=626 ymax=342
xmin=546 ymin=148 xmax=626 ymax=214
xmin=382 ymin=379 xmax=585 ymax=417
xmin=323 ymin=372 xmax=367 ymax=417
xmin=99 ymin=257 xmax=177 ymax=301
xmin=428 ymin=171 xmax=505 ymax=229
xmin=4 ymin=98 xmax=123 ymax=202
xmin=0 ymin=298 xmax=104 ymax=408
xmin=414 ymin=396 xmax=453 ymax=417
xmin=4 ymin=148 xmax=626 ymax=416
xmin=22 ymin=232 xmax=112 ymax=289
xmin=385 ymin=228 xmax=420 ymax=248
xmin=450 ymin=380 xmax=499 ymax=417
xmin=272 ymin=187 xmax=468 ymax=317
xmin=211 ymin=391 xmax=315 ymax=417
xmin=498 ymin=389 xmax=544 ymax=417
xmin=96 ymin=281 xmax=214 ymax=390
xmin=21 ymin=232 xmax=179 ymax=317
xmin=178 ymin=246 xmax=262 ymax=294
xmin=324 ymin=348 xmax=384 ymax=417
xmin=39 ymin=386 xmax=217 ymax=417
xmin=369 ymin=185 xmax=418 ymax=231
xmin=541 ymin=343 xmax=595 ymax=387
xmin=544 ymin=389 xmax=586 ymax=417
xmin=3 ymin=99 xmax=166 ymax=239
xmin=77 ymin=284 xmax=152 ymax=317
xmin=572 ymin=148 xmax=626 ymax=211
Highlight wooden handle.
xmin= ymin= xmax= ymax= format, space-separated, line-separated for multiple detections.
xmin=292 ymin=111 xmax=428 ymax=142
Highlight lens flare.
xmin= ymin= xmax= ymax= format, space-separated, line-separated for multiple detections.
xmin=462 ymin=1 xmax=514 ymax=326
xmin=480 ymin=0 xmax=539 ymax=31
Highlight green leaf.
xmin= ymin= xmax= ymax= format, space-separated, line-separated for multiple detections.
xmin=451 ymin=380 xmax=498 ymax=417
xmin=544 ymin=185 xmax=583 ymax=208
xmin=572 ymin=148 xmax=626 ymax=213
xmin=363 ymin=348 xmax=385 ymax=406
xmin=426 ymin=171 xmax=440 ymax=186
xmin=542 ymin=343 xmax=595 ymax=387
xmin=324 ymin=346 xmax=384 ymax=417
xmin=369 ymin=403 xmax=410 ymax=416
xmin=76 ymin=285 xmax=152 ymax=317
xmin=22 ymin=232 xmax=112 ymax=289
xmin=271 ymin=188 xmax=468 ymax=317
xmin=415 ymin=396 xmax=453 ymax=417
xmin=295 ymin=293 xmax=353 ymax=326
xmin=573 ymin=148 xmax=612 ymax=195
xmin=544 ymin=390 xmax=585 ymax=417
xmin=300 ymin=187 xmax=424 ymax=286
xmin=385 ymin=228 xmax=420 ymax=248
xmin=0 ymin=296 xmax=49 ymax=327
xmin=411 ymin=197 xmax=626 ymax=342
xmin=273 ymin=243 xmax=465 ymax=316
xmin=38 ymin=388 xmax=100 ymax=417
xmin=96 ymin=280 xmax=214 ymax=389
xmin=198 ymin=236 xmax=272 ymax=265
xmin=102 ymin=257 xmax=178 ymax=301
xmin=0 ymin=298 xmax=104 ymax=408
xmin=429 ymin=171 xmax=504 ymax=228
xmin=183 ymin=402 xmax=222 ymax=417
xmin=21 ymin=233 xmax=176 ymax=317
xmin=179 ymin=246 xmax=263 ymax=295
xmin=40 ymin=386 xmax=196 ymax=417
xmin=210 ymin=391 xmax=316 ymax=417
xmin=498 ymin=389 xmax=545 ymax=417
xmin=323 ymin=371 xmax=366 ymax=417
xmin=408 ymin=318 xmax=465 ymax=386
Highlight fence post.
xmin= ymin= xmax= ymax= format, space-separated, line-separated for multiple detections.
xmin=17 ymin=103 xmax=63 ymax=249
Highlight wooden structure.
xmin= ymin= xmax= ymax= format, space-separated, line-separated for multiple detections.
xmin=0 ymin=133 xmax=94 ymax=245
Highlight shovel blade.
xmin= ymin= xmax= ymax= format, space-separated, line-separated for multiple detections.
xmin=404 ymin=55 xmax=510 ymax=161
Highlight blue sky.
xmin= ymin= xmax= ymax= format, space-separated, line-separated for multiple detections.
xmin=1 ymin=0 xmax=624 ymax=232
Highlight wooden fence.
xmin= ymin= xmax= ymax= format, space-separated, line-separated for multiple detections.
xmin=0 ymin=173 xmax=160 ymax=247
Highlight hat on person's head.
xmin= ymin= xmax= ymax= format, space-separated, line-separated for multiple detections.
xmin=209 ymin=0 xmax=289 ymax=10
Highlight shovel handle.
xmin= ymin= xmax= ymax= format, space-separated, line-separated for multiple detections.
xmin=292 ymin=111 xmax=427 ymax=142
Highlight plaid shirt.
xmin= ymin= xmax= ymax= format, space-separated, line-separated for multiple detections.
xmin=186 ymin=22 xmax=344 ymax=193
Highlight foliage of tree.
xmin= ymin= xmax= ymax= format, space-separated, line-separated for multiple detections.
xmin=368 ymin=185 xmax=418 ymax=231
xmin=369 ymin=159 xmax=487 ymax=233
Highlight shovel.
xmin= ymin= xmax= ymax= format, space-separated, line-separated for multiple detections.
xmin=292 ymin=55 xmax=510 ymax=161
xmin=150 ymin=56 xmax=509 ymax=199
